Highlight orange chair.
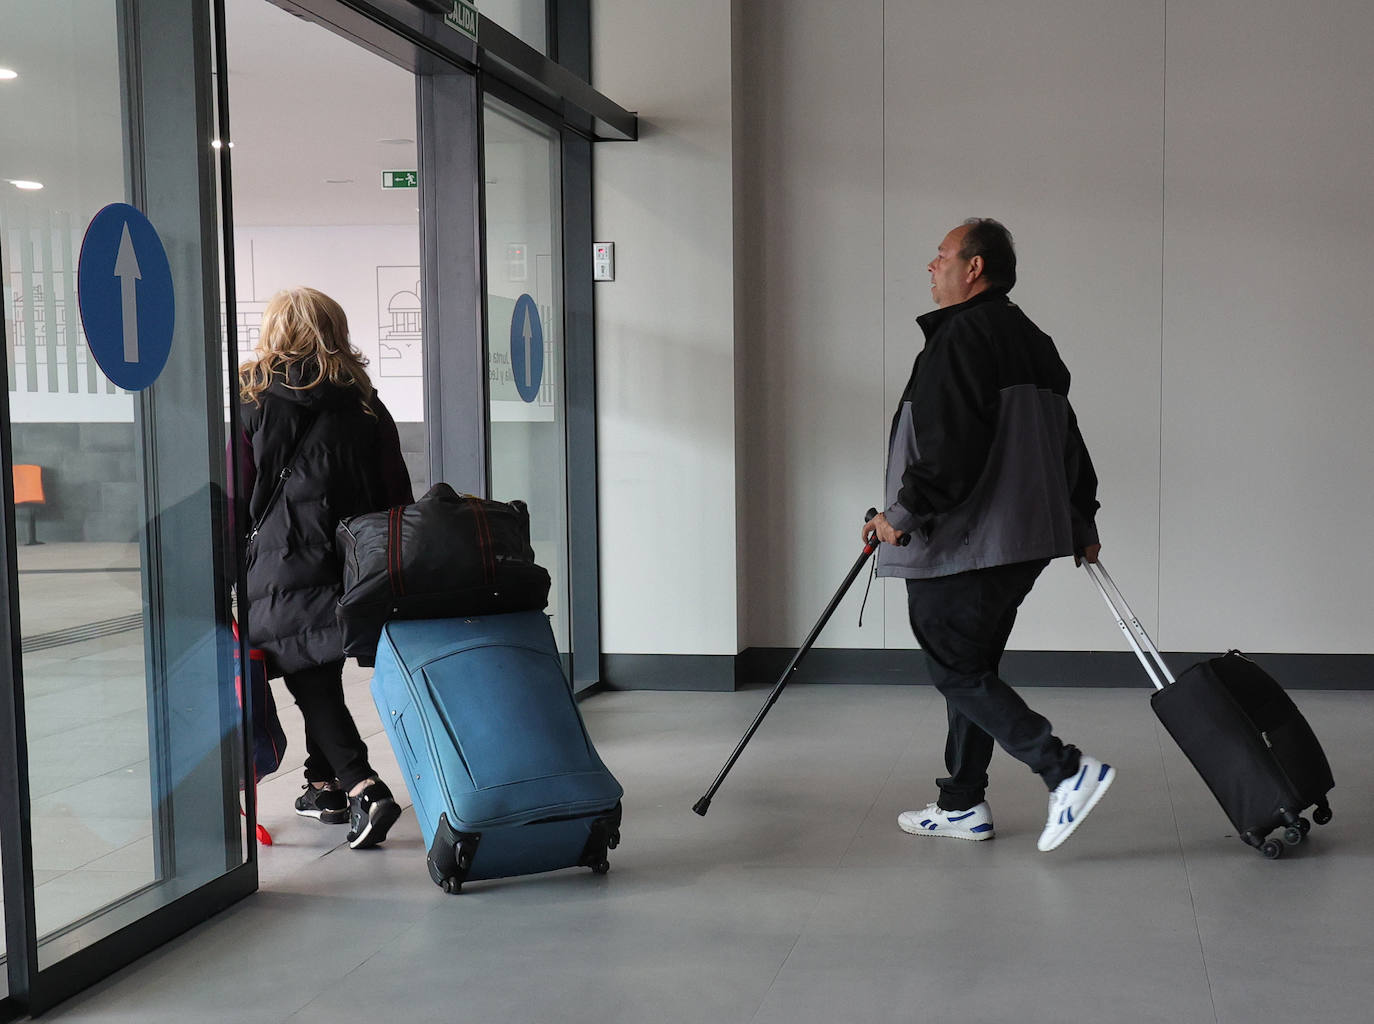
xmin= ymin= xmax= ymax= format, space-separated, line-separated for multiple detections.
xmin=12 ymin=464 xmax=45 ymax=545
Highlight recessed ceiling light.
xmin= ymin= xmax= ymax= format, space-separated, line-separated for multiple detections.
xmin=377 ymin=137 xmax=415 ymax=146
xmin=324 ymin=178 xmax=355 ymax=184
xmin=8 ymin=180 xmax=43 ymax=191
xmin=0 ymin=68 xmax=18 ymax=81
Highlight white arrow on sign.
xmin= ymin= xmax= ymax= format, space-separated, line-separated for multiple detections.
xmin=114 ymin=223 xmax=142 ymax=362
xmin=522 ymin=305 xmax=533 ymax=388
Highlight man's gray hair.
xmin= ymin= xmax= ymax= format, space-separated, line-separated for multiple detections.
xmin=959 ymin=218 xmax=1017 ymax=291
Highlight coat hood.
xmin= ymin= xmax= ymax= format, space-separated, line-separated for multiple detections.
xmin=251 ymin=358 xmax=372 ymax=411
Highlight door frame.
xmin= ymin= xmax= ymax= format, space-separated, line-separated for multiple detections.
xmin=0 ymin=1 xmax=257 ymax=1015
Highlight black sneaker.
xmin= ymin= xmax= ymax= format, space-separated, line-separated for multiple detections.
xmin=347 ymin=781 xmax=401 ymax=849
xmin=295 ymin=782 xmax=349 ymax=824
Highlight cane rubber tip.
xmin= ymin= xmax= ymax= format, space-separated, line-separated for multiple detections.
xmin=692 ymin=798 xmax=710 ymax=816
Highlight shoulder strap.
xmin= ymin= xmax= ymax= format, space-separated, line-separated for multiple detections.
xmin=247 ymin=413 xmax=320 ymax=542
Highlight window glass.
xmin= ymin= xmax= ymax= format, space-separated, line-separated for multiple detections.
xmin=1 ymin=0 xmax=245 ymax=970
xmin=483 ymin=98 xmax=568 ymax=653
xmin=481 ymin=0 xmax=548 ymax=56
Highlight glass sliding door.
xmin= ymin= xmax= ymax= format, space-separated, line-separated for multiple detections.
xmin=0 ymin=0 xmax=252 ymax=1011
xmin=223 ymin=0 xmax=426 ymax=502
xmin=483 ymin=98 xmax=570 ymax=656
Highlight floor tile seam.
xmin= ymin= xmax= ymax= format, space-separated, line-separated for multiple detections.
xmin=280 ymin=909 xmax=444 ymax=1022
xmin=30 ymin=833 xmax=156 ymax=881
xmin=745 ymin=722 xmax=920 ymax=1023
xmin=31 ymin=756 xmax=155 ymax=790
xmin=1154 ymin=716 xmax=1220 ymax=1024
xmin=744 ymin=892 xmax=827 ymax=1024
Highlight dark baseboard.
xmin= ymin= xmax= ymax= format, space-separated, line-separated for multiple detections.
xmin=599 ymin=648 xmax=1373 ymax=692
xmin=600 ymin=654 xmax=735 ymax=692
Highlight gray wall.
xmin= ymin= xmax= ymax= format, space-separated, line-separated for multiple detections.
xmin=594 ymin=0 xmax=1374 ymax=663
xmin=592 ymin=0 xmax=739 ymax=657
xmin=394 ymin=421 xmax=429 ymax=503
xmin=12 ymin=422 xmax=426 ymax=545
xmin=1159 ymin=2 xmax=1374 ymax=653
xmin=12 ymin=423 xmax=139 ymax=542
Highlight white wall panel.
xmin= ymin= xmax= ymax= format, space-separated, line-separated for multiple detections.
xmin=879 ymin=1 xmax=1166 ymax=654
xmin=734 ymin=0 xmax=887 ymax=650
xmin=1161 ymin=1 xmax=1374 ymax=653
xmin=592 ymin=0 xmax=739 ymax=654
xmin=591 ymin=0 xmax=1372 ymax=664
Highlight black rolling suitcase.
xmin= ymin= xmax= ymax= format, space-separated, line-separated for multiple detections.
xmin=1085 ymin=562 xmax=1334 ymax=859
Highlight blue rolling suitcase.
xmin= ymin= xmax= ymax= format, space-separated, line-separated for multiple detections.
xmin=371 ymin=612 xmax=623 ymax=892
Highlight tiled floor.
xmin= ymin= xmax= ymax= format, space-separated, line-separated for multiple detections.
xmin=30 ymin=671 xmax=1374 ymax=1024
xmin=7 ymin=544 xmax=156 ymax=941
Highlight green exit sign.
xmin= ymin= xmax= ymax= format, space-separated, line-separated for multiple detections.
xmin=381 ymin=170 xmax=418 ymax=189
xmin=444 ymin=1 xmax=478 ymax=41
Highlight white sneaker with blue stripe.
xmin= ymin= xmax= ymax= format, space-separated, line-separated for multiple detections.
xmin=897 ymin=801 xmax=995 ymax=841
xmin=1037 ymin=755 xmax=1116 ymax=852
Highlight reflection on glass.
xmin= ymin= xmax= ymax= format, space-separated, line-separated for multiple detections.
xmin=1 ymin=0 xmax=245 ymax=971
xmin=480 ymin=0 xmax=547 ymax=55
xmin=483 ymin=98 xmax=568 ymax=653
xmin=2 ymin=0 xmax=158 ymax=958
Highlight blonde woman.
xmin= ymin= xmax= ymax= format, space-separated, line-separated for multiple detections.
xmin=232 ymin=287 xmax=412 ymax=849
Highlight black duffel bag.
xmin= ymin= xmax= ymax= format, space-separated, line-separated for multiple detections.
xmin=335 ymin=483 xmax=551 ymax=663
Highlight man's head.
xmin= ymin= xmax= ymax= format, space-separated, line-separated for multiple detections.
xmin=926 ymin=218 xmax=1016 ymax=308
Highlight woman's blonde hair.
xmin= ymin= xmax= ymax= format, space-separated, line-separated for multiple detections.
xmin=239 ymin=287 xmax=374 ymax=410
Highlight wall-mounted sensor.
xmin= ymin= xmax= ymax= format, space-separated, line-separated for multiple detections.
xmin=594 ymin=242 xmax=614 ymax=282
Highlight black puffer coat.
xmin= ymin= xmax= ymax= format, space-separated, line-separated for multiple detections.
xmin=238 ymin=366 xmax=412 ymax=675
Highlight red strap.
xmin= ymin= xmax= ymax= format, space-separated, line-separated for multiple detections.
xmin=465 ymin=496 xmax=496 ymax=583
xmin=387 ymin=506 xmax=407 ymax=596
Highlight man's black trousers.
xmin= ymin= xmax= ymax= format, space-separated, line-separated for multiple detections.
xmin=905 ymin=559 xmax=1080 ymax=811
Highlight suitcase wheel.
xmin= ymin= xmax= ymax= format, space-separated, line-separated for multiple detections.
xmin=1259 ymin=838 xmax=1284 ymax=860
xmin=1282 ymin=825 xmax=1304 ymax=847
xmin=441 ymin=877 xmax=463 ymax=894
xmin=1313 ymin=804 xmax=1333 ymax=826
xmin=590 ymin=859 xmax=610 ymax=875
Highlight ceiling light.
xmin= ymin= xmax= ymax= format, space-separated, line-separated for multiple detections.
xmin=0 ymin=68 xmax=18 ymax=81
xmin=210 ymin=139 xmax=235 ymax=149
xmin=8 ymin=180 xmax=43 ymax=191
xmin=377 ymin=137 xmax=415 ymax=145
xmin=324 ymin=178 xmax=354 ymax=184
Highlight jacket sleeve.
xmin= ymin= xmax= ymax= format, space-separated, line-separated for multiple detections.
xmin=883 ymin=327 xmax=997 ymax=534
xmin=1064 ymin=402 xmax=1100 ymax=549
xmin=373 ymin=397 xmax=415 ymax=507
xmin=226 ymin=426 xmax=257 ymax=542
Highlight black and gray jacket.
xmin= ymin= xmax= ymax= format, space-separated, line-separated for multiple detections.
xmin=876 ymin=289 xmax=1099 ymax=579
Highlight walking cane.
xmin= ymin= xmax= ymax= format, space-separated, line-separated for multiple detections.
xmin=692 ymin=509 xmax=909 ymax=815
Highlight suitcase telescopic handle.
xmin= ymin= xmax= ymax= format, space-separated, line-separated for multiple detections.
xmin=1082 ymin=560 xmax=1176 ymax=690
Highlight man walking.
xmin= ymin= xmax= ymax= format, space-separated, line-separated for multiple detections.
xmin=863 ymin=218 xmax=1113 ymax=853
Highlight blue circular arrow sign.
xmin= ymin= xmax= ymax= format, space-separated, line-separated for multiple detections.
xmin=509 ymin=293 xmax=544 ymax=403
xmin=77 ymin=203 xmax=175 ymax=391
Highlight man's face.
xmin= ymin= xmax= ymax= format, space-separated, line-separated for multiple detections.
xmin=927 ymin=226 xmax=976 ymax=308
